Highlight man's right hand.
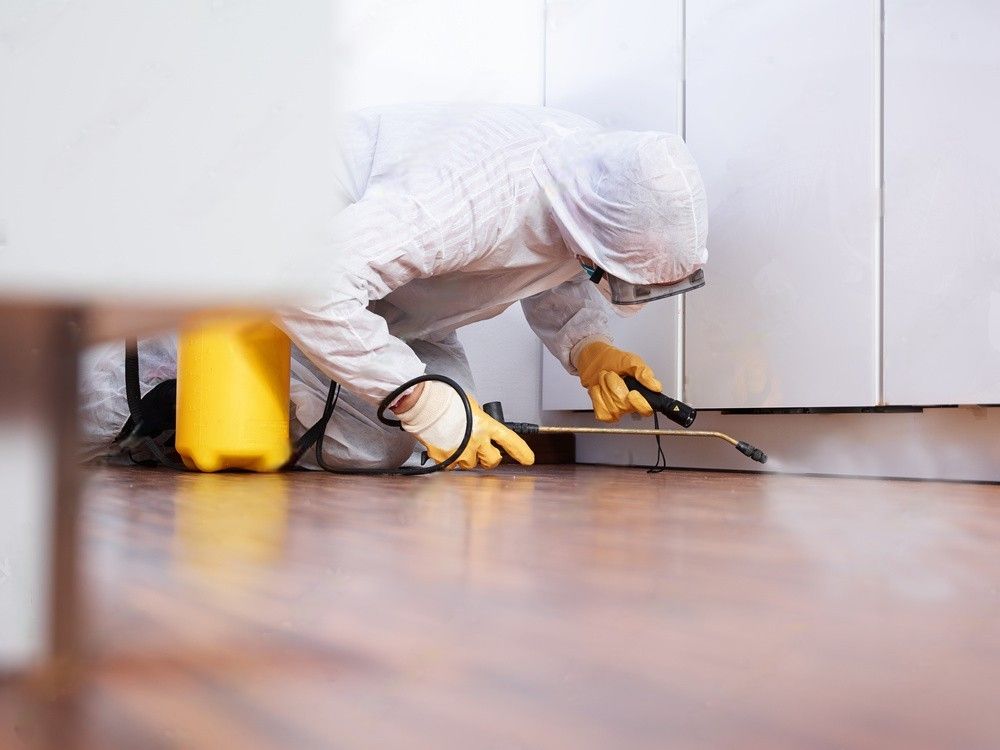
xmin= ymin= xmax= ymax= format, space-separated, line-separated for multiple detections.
xmin=396 ymin=381 xmax=534 ymax=470
xmin=574 ymin=340 xmax=663 ymax=422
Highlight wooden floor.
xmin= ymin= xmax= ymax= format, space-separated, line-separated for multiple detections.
xmin=3 ymin=465 xmax=1000 ymax=749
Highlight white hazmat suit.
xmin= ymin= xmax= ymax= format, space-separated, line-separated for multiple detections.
xmin=80 ymin=103 xmax=707 ymax=469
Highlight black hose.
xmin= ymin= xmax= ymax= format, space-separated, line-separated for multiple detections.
xmin=310 ymin=373 xmax=474 ymax=476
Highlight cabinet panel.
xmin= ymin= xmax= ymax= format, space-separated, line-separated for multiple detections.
xmin=542 ymin=0 xmax=684 ymax=410
xmin=883 ymin=0 xmax=1000 ymax=405
xmin=685 ymin=0 xmax=880 ymax=408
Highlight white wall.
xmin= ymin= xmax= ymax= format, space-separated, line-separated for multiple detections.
xmin=336 ymin=0 xmax=544 ymax=110
xmin=541 ymin=0 xmax=685 ymax=411
xmin=338 ymin=0 xmax=546 ymax=420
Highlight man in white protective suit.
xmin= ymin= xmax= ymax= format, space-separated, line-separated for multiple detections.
xmin=80 ymin=103 xmax=707 ymax=471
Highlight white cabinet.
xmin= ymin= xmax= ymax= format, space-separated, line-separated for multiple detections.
xmin=541 ymin=0 xmax=684 ymax=410
xmin=0 ymin=0 xmax=334 ymax=304
xmin=0 ymin=1 xmax=333 ymax=674
xmin=883 ymin=0 xmax=1000 ymax=405
xmin=685 ymin=0 xmax=881 ymax=408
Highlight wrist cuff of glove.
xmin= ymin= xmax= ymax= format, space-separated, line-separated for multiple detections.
xmin=569 ymin=335 xmax=613 ymax=371
xmin=396 ymin=380 xmax=468 ymax=451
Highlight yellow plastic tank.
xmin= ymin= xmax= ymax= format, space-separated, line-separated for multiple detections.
xmin=175 ymin=315 xmax=291 ymax=472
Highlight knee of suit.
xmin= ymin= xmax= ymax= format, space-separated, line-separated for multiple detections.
xmin=315 ymin=427 xmax=416 ymax=471
xmin=368 ymin=429 xmax=417 ymax=470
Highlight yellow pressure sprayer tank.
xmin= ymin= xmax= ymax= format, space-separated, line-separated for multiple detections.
xmin=175 ymin=315 xmax=291 ymax=472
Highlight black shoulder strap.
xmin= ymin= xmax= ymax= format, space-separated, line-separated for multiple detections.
xmin=117 ymin=340 xmax=338 ymax=471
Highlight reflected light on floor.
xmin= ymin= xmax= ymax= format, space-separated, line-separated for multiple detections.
xmin=172 ymin=473 xmax=289 ymax=592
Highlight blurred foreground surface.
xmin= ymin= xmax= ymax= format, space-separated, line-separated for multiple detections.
xmin=2 ymin=465 xmax=999 ymax=749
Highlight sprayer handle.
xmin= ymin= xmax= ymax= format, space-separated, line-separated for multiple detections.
xmin=622 ymin=376 xmax=697 ymax=428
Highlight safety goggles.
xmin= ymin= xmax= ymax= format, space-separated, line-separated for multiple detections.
xmin=582 ymin=264 xmax=706 ymax=306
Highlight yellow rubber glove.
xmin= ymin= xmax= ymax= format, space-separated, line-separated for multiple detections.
xmin=574 ymin=340 xmax=663 ymax=422
xmin=397 ymin=381 xmax=535 ymax=470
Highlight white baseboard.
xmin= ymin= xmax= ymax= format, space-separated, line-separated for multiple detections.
xmin=544 ymin=406 xmax=1000 ymax=482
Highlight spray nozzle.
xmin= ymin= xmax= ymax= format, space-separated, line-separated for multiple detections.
xmin=735 ymin=441 xmax=767 ymax=464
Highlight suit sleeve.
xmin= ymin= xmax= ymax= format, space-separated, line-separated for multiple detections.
xmin=520 ymin=275 xmax=612 ymax=375
xmin=277 ymin=195 xmax=455 ymax=404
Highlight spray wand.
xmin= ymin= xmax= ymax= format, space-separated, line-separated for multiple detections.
xmin=483 ymin=376 xmax=768 ymax=465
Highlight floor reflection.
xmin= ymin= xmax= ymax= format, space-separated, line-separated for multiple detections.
xmin=173 ymin=473 xmax=289 ymax=592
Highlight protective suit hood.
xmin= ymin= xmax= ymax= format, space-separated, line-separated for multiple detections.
xmin=532 ymin=128 xmax=708 ymax=286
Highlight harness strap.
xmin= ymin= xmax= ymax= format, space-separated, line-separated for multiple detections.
xmin=118 ymin=340 xmax=336 ymax=471
xmin=116 ymin=339 xmax=185 ymax=469
xmin=124 ymin=339 xmax=144 ymax=429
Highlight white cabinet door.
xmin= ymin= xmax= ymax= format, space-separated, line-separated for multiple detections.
xmin=685 ymin=0 xmax=881 ymax=408
xmin=883 ymin=0 xmax=1000 ymax=405
xmin=542 ymin=0 xmax=684 ymax=410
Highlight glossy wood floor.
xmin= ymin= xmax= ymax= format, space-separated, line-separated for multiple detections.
xmin=3 ymin=465 xmax=1000 ymax=749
